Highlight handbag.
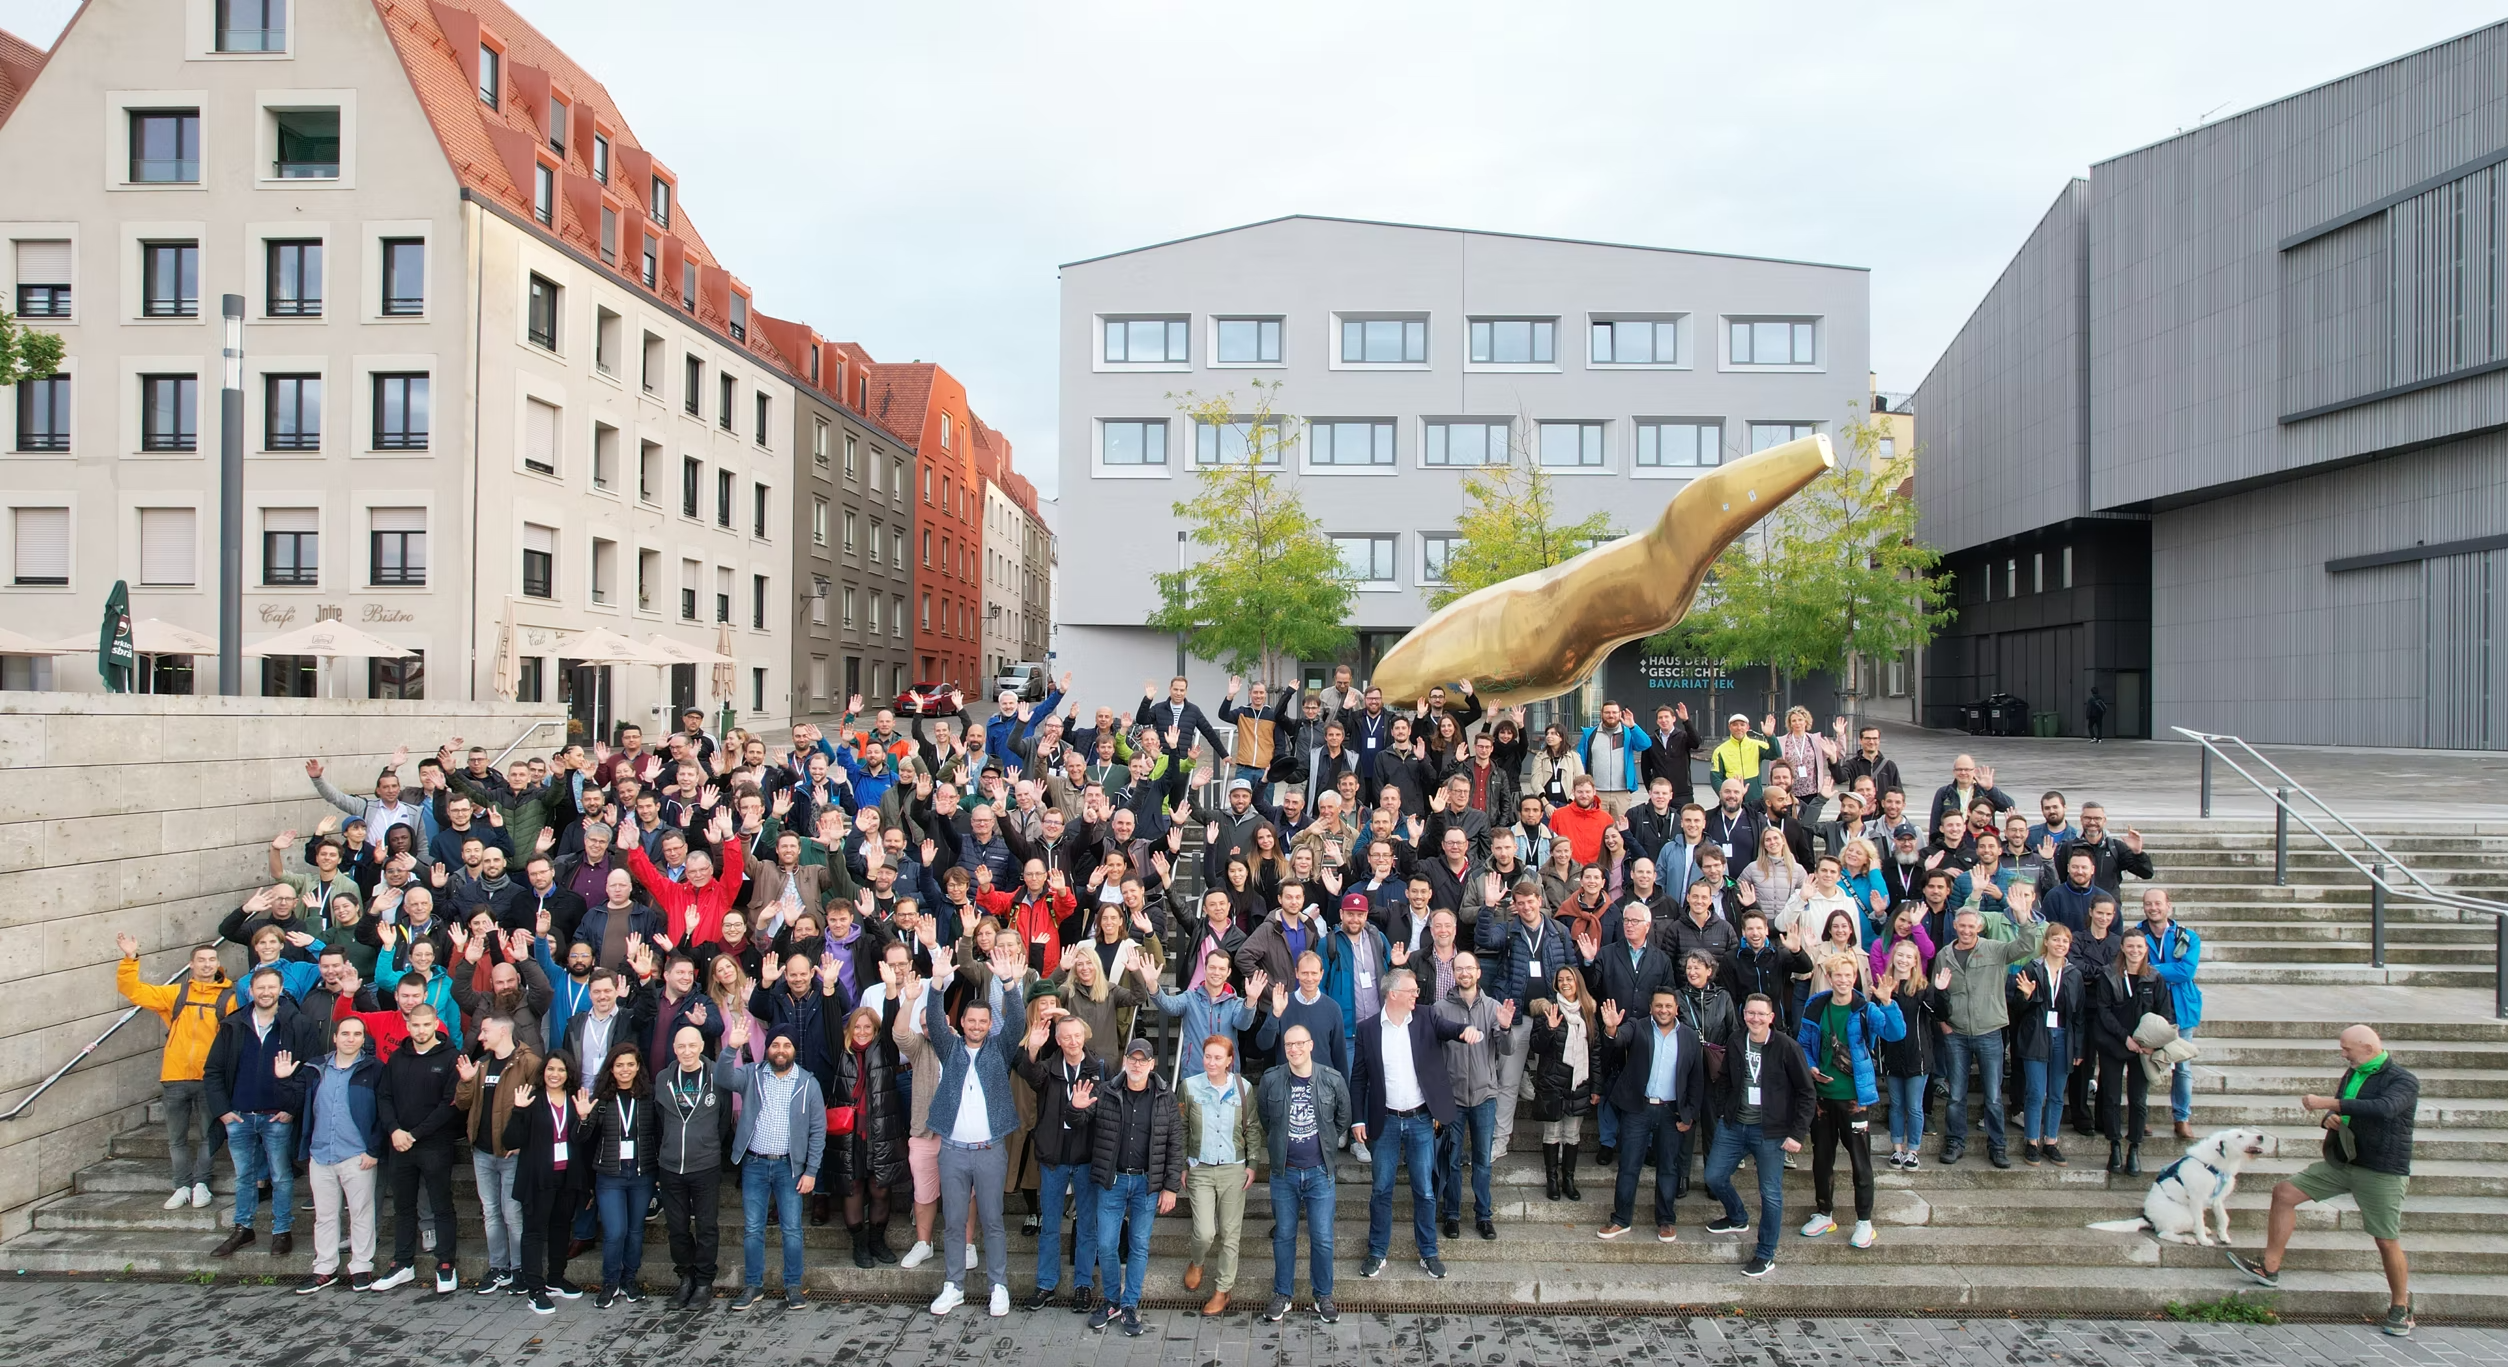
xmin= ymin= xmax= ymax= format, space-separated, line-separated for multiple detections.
xmin=825 ymin=1104 xmax=857 ymax=1136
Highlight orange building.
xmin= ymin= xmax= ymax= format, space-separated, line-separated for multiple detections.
xmin=865 ymin=363 xmax=984 ymax=690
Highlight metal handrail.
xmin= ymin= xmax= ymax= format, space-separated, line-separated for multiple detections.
xmin=487 ymin=718 xmax=567 ymax=773
xmin=2176 ymin=726 xmax=2508 ymax=1018
xmin=1 ymin=967 xmax=190 ymax=1123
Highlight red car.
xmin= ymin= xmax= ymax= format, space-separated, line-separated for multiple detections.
xmin=893 ymin=681 xmax=962 ymax=717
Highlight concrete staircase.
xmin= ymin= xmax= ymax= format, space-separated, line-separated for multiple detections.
xmin=5 ymin=818 xmax=2505 ymax=1320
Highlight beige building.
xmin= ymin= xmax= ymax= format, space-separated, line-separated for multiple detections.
xmin=0 ymin=0 xmax=799 ymax=737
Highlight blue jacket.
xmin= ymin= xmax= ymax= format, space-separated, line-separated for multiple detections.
xmin=1476 ymin=909 xmax=1573 ymax=1012
xmin=1151 ymin=982 xmax=1257 ymax=1068
xmin=1321 ymin=927 xmax=1391 ymax=1043
xmin=374 ymin=950 xmax=465 ymax=1050
xmin=1794 ymin=991 xmax=1906 ymax=1107
xmin=716 ymin=1055 xmax=828 ymax=1177
xmin=2137 ymin=921 xmax=2202 ymax=1031
xmin=832 ymin=744 xmax=899 ymax=811
xmin=922 ymin=981 xmax=1026 ymax=1141
xmin=1575 ymin=723 xmax=1653 ymax=791
xmin=304 ymin=1052 xmax=388 ymax=1161
xmin=985 ymin=688 xmax=1064 ymax=769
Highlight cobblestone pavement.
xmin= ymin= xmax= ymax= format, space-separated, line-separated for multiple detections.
xmin=2 ymin=1281 xmax=2502 ymax=1367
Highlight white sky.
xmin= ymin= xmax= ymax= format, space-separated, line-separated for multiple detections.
xmin=6 ymin=0 xmax=2502 ymax=499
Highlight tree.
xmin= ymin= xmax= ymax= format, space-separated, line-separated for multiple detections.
xmin=1427 ymin=425 xmax=1618 ymax=611
xmin=0 ymin=309 xmax=63 ymax=388
xmin=1147 ymin=382 xmax=1355 ymax=683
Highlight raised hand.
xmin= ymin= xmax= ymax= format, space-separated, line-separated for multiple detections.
xmin=1932 ymin=963 xmax=1953 ymax=992
xmin=1429 ymin=787 xmax=1449 ymax=814
xmin=2016 ymin=973 xmax=2037 ymax=999
xmin=272 ymin=828 xmax=298 ymax=852
xmin=513 ymin=1081 xmax=537 ymax=1108
xmin=535 ymin=826 xmax=556 ymax=855
xmin=846 ymin=694 xmax=863 ymax=717
xmin=725 ymin=1013 xmax=751 ymax=1051
xmin=573 ymin=1091 xmax=596 ymax=1119
xmin=1574 ymin=929 xmax=1600 ymax=962
xmin=1495 ymin=998 xmax=1515 ymax=1029
xmin=1599 ymin=999 xmax=1624 ymax=1033
xmin=700 ymin=784 xmax=721 ymax=811
xmin=1388 ymin=939 xmax=1410 ymax=967
xmin=1226 ymin=675 xmax=1241 ymax=698
xmin=772 ymin=789 xmax=793 ymax=819
xmin=1068 ymin=1078 xmax=1097 ymax=1110
xmin=455 ymin=1054 xmax=478 ymax=1083
xmin=1270 ymin=981 xmax=1288 ymax=1015
xmin=116 ymin=932 xmax=140 ymax=959
xmin=429 ymin=862 xmax=449 ymax=889
xmin=304 ymin=758 xmax=325 ymax=781
xmin=1975 ymin=763 xmax=1996 ymax=790
xmin=1483 ymin=871 xmax=1505 ymax=905
xmin=2124 ymin=826 xmax=2144 ymax=855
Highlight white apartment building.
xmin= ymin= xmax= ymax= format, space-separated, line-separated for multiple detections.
xmin=1056 ymin=215 xmax=1871 ymax=707
xmin=0 ymin=0 xmax=794 ymax=738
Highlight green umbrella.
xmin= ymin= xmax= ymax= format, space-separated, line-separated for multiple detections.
xmin=98 ymin=580 xmax=134 ymax=693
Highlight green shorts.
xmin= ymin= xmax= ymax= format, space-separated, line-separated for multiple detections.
xmin=2287 ymin=1158 xmax=2409 ymax=1241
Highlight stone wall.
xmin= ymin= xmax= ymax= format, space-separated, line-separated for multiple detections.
xmin=0 ymin=694 xmax=564 ymax=1238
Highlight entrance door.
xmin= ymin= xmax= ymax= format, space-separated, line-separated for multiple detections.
xmin=2425 ymin=550 xmax=2508 ymax=750
xmin=561 ymin=659 xmax=611 ymax=744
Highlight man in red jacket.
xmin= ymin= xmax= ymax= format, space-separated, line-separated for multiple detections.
xmin=1549 ymin=775 xmax=1615 ymax=866
xmin=628 ymin=810 xmax=743 ymax=951
xmin=978 ymin=859 xmax=1076 ymax=977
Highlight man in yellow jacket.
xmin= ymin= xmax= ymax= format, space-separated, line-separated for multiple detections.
xmin=116 ymin=933 xmax=236 ymax=1211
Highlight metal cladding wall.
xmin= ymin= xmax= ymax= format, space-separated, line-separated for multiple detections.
xmin=1913 ymin=180 xmax=2093 ymax=557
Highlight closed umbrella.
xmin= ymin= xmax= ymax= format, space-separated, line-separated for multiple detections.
xmin=710 ymin=622 xmax=737 ymax=705
xmin=494 ymin=596 xmax=520 ymax=701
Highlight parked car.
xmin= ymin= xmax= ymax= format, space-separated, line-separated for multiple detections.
xmin=894 ymin=681 xmax=961 ymax=717
xmin=993 ymin=661 xmax=1050 ymax=703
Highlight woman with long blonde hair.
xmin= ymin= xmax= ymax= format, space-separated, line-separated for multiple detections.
xmin=1526 ymin=965 xmax=1599 ymax=1202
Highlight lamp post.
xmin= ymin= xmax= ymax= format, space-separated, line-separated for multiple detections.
xmin=218 ymin=295 xmax=244 ymax=696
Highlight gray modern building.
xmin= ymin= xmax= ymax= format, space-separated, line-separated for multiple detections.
xmin=1914 ymin=21 xmax=2508 ymax=749
xmin=1057 ymin=215 xmax=1871 ymax=709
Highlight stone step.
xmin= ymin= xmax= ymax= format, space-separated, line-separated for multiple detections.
xmin=2192 ymin=1038 xmax=2508 ymax=1070
xmin=2167 ymin=901 xmax=2491 ymax=924
xmin=2199 ymin=941 xmax=2484 ymax=966
xmin=6 ymin=1228 xmax=2505 ymax=1319
xmin=2191 ymin=963 xmax=2499 ymax=989
xmin=1916 ymin=1186 xmax=2508 ymax=1235
xmin=2196 ymin=1014 xmax=2508 ymax=1043
xmin=2199 ymin=1059 xmax=2508 ymax=1099
xmin=2182 ymin=920 xmax=2499 ymax=944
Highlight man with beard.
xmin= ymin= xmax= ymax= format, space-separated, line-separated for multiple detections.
xmin=717 ymin=1018 xmax=826 ymax=1311
xmin=452 ymin=1012 xmax=539 ymax=1294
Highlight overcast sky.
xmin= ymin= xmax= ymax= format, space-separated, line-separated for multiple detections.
xmin=6 ymin=0 xmax=2502 ymax=499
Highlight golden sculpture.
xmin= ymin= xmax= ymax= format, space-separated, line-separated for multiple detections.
xmin=1371 ymin=433 xmax=1834 ymax=706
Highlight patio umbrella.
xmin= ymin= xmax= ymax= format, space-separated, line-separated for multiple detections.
xmin=550 ymin=626 xmax=676 ymax=666
xmin=0 ymin=624 xmax=57 ymax=655
xmin=641 ymin=635 xmax=733 ymax=667
xmin=50 ymin=617 xmax=221 ymax=656
xmin=244 ymin=620 xmax=419 ymax=658
xmin=99 ymin=581 xmax=135 ymax=691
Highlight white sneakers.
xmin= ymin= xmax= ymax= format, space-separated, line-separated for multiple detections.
xmin=1799 ymin=1213 xmax=1837 ymax=1239
xmin=900 ymin=1241 xmax=934 ymax=1269
xmin=164 ymin=1189 xmax=191 ymax=1211
xmin=1850 ymin=1220 xmax=1877 ymax=1249
xmin=989 ymin=1284 xmax=1010 ymax=1317
xmin=929 ymin=1282 xmax=965 ymax=1316
xmin=191 ymin=1182 xmax=212 ymax=1209
xmin=965 ymin=1242 xmax=979 ymax=1271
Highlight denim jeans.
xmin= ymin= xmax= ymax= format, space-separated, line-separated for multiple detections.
xmin=2019 ymin=1028 xmax=2071 ymax=1143
xmin=1942 ymin=1030 xmax=2005 ymax=1147
xmin=1364 ymin=1110 xmax=1439 ymax=1260
xmin=470 ymin=1151 xmax=522 ymax=1273
xmin=1703 ymin=1122 xmax=1785 ymax=1263
xmin=1269 ymin=1164 xmax=1335 ymax=1299
xmin=1093 ymin=1172 xmax=1155 ymax=1309
xmin=2170 ymin=1024 xmax=2195 ymax=1122
xmin=1885 ymin=1074 xmax=1928 ymax=1147
xmin=740 ymin=1155 xmax=804 ymax=1291
xmin=1596 ymin=1096 xmax=1620 ymax=1150
xmin=1034 ymin=1161 xmax=1097 ymax=1293
xmin=1435 ymin=1098 xmax=1496 ymax=1222
xmin=224 ymin=1113 xmax=295 ymax=1234
xmin=595 ymin=1172 xmax=654 ymax=1290
xmin=161 ymin=1079 xmax=220 ymax=1189
xmin=1608 ymin=1103 xmax=1684 ymax=1228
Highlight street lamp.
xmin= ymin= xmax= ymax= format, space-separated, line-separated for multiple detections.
xmin=218 ymin=295 xmax=244 ymax=696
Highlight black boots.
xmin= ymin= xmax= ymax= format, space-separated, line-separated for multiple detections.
xmin=867 ymin=1218 xmax=898 ymax=1266
xmin=2125 ymin=1143 xmax=2142 ymax=1176
xmin=810 ymin=1193 xmax=833 ymax=1227
xmin=1559 ymin=1144 xmax=1583 ymax=1202
xmin=2107 ymin=1141 xmax=2124 ymax=1173
xmin=848 ymin=1221 xmax=873 ymax=1269
xmin=1543 ymin=1144 xmax=1562 ymax=1201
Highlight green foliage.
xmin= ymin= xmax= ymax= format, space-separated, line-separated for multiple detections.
xmin=1147 ymin=382 xmax=1356 ymax=682
xmin=1427 ymin=438 xmax=1617 ymax=611
xmin=181 ymin=1269 xmax=216 ymax=1286
xmin=0 ymin=310 xmax=64 ymax=388
xmin=2161 ymin=1292 xmax=2280 ymax=1324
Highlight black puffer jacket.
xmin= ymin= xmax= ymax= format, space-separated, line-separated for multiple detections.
xmin=828 ymin=1037 xmax=907 ymax=1193
xmin=1085 ymin=1071 xmax=1184 ymax=1193
xmin=2327 ymin=1060 xmax=2419 ymax=1177
xmin=2088 ymin=969 xmax=2174 ymax=1061
xmin=1525 ymin=1004 xmax=1598 ymax=1122
xmin=1676 ymin=980 xmax=1738 ymax=1053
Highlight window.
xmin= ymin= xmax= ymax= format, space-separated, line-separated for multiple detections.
xmin=1748 ymin=421 xmax=1815 ymax=451
xmin=216 ymin=0 xmax=285 ymax=52
xmin=752 ymin=482 xmax=769 ymax=538
xmin=1537 ymin=421 xmax=1604 ymax=468
xmin=15 ymin=241 xmax=70 ymax=317
xmin=141 ymin=375 xmax=198 ymax=452
xmin=638 ymin=548 xmax=658 ymax=609
xmin=681 ymin=260 xmax=696 ymax=314
xmin=261 ymin=654 xmax=316 ymax=697
xmin=1308 ymin=419 xmax=1395 ymax=468
xmin=1333 ymin=534 xmax=1396 ymax=586
xmin=2061 ymin=545 xmax=2074 ymax=589
xmin=754 ymin=392 xmax=769 ymax=445
xmin=715 ymin=566 xmax=732 ymax=623
xmin=594 ymin=307 xmax=620 ymax=374
xmin=1729 ymin=317 xmax=1818 ymax=366
xmin=590 ymin=537 xmax=615 ymax=605
xmin=641 ymin=235 xmax=658 ymax=289
xmin=532 ymin=162 xmax=555 ymax=225
xmin=1339 ymin=317 xmax=1425 ymax=364
xmin=525 ymin=274 xmax=559 ymax=350
xmin=369 ymin=652 xmax=423 ymax=700
xmin=591 ymin=423 xmax=616 ymax=490
xmin=751 ymin=668 xmax=765 ymax=713
xmin=844 ymin=586 xmax=858 ymax=629
xmin=138 ymin=507 xmax=196 ymax=585
xmin=1419 ymin=532 xmax=1457 ymax=585
xmin=681 ymin=457 xmax=700 ymax=517
xmin=715 ymin=469 xmax=733 ymax=528
xmin=1877 ymin=437 xmax=1896 ymax=460
xmin=1102 ymin=317 xmax=1188 ymax=364
xmin=2032 ymin=552 xmax=2044 ymax=594
xmin=684 ymin=356 xmax=702 ymax=416
xmin=892 ymin=458 xmax=903 ymax=500
xmin=547 ymin=97 xmax=566 ymax=154
xmin=940 ymin=411 xmax=953 ymax=450
xmin=1591 ymin=319 xmax=1680 ymax=365
xmin=890 ymin=595 xmax=904 ymax=638
xmin=2006 ymin=559 xmax=2017 ymax=600
xmin=752 ymin=574 xmax=767 ymax=629
xmin=1471 ymin=318 xmax=1555 ymax=364
xmin=271 ymin=108 xmax=339 ymax=179
xmin=810 ymin=656 xmax=827 ymax=698
xmin=1100 ymin=419 xmax=1167 ymax=467
xmin=16 ymin=376 xmax=70 ymax=452
xmin=261 ymin=240 xmax=322 ymax=316
xmin=128 ymin=110 xmax=200 ymax=183
xmin=513 ymin=655 xmax=541 ymax=703
xmin=522 ymin=397 xmax=558 ymax=475
xmin=729 ymin=292 xmax=748 ymax=343
xmin=849 ymin=513 xmax=862 ymax=553
xmin=142 ymin=242 xmax=199 ymax=317
xmin=371 ymin=373 xmax=428 ymax=449
xmin=1215 ymin=317 xmax=1282 ymax=364
xmin=1194 ymin=417 xmax=1282 ymax=466
xmin=921 ymin=528 xmax=931 ymax=567
xmin=1635 ymin=420 xmax=1720 ymax=468
xmin=475 ymin=41 xmax=503 ymax=105
xmin=261 ymin=508 xmax=316 ymax=585
xmin=641 ymin=333 xmax=662 ymax=393
xmin=598 ymin=205 xmax=616 ymax=264
xmin=842 ymin=430 xmax=856 ymax=478
xmin=1423 ymin=419 xmax=1507 ymax=467
xmin=638 ymin=440 xmax=659 ymax=502
xmin=12 ymin=507 xmax=68 ymax=585
xmin=844 ymin=656 xmax=860 ymax=697
xmin=811 ymin=419 xmax=830 ymax=472
xmin=381 ymin=238 xmax=423 ymax=315
xmin=811 ymin=497 xmax=828 ymax=547
xmin=920 ymin=593 xmax=930 ymax=629
xmin=521 ymin=523 xmax=554 ymax=598
xmin=891 ymin=527 xmax=903 ymax=569
xmin=680 ymin=558 xmax=699 ymax=619
xmin=650 ymin=175 xmax=671 ymax=227
xmin=592 ymin=132 xmax=609 ymax=183
xmin=866 ymin=592 xmax=880 ymax=633
xmin=263 ymin=374 xmax=320 ymax=450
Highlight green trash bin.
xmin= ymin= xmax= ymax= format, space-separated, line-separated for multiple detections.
xmin=2032 ymin=711 xmax=2060 ymax=738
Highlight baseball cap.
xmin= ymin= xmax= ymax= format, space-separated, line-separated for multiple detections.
xmin=1227 ymin=777 xmax=1253 ymax=794
xmin=1123 ymin=1039 xmax=1155 ymax=1060
xmin=1728 ymin=713 xmax=1749 ymax=725
xmin=1340 ymin=891 xmax=1372 ymax=916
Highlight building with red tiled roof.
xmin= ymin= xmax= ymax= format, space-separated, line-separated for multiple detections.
xmin=864 ymin=362 xmax=984 ymax=689
xmin=0 ymin=26 xmax=44 ymax=126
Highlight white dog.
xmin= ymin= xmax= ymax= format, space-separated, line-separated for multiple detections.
xmin=2088 ymin=1127 xmax=2276 ymax=1246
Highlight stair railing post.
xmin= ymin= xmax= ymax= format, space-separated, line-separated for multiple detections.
xmin=2274 ymin=788 xmax=2290 ymax=886
xmin=2199 ymin=746 xmax=2213 ymax=819
xmin=2369 ymin=862 xmax=2386 ymax=969
xmin=2497 ymin=913 xmax=2507 ymax=1021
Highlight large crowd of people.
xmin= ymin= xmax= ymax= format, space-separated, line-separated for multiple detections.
xmin=110 ymin=674 xmax=2422 ymax=1332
